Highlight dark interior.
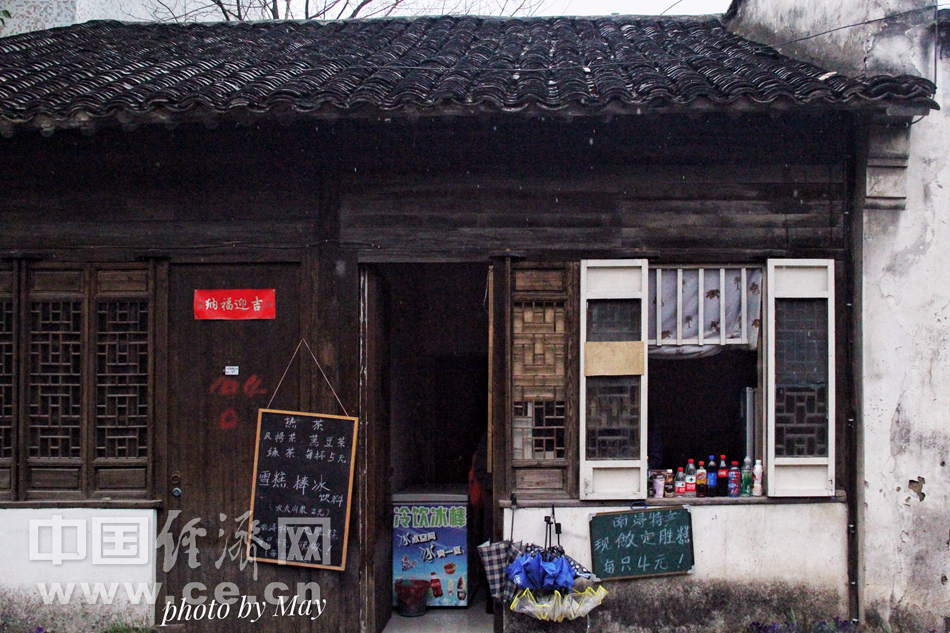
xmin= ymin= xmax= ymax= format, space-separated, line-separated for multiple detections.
xmin=382 ymin=263 xmax=490 ymax=492
xmin=648 ymin=348 xmax=758 ymax=471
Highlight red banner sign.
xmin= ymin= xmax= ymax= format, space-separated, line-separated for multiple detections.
xmin=194 ymin=289 xmax=276 ymax=320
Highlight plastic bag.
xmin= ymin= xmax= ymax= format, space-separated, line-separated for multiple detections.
xmin=509 ymin=585 xmax=608 ymax=622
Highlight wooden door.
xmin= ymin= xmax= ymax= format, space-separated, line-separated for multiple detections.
xmin=358 ymin=266 xmax=392 ymax=633
xmin=164 ymin=263 xmax=324 ymax=632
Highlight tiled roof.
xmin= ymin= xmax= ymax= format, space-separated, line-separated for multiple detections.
xmin=0 ymin=16 xmax=937 ymax=129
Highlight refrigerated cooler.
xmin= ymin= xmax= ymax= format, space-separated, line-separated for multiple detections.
xmin=392 ymin=485 xmax=470 ymax=608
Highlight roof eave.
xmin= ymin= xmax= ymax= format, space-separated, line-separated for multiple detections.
xmin=0 ymin=95 xmax=936 ymax=136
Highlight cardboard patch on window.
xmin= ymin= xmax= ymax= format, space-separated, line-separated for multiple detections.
xmin=584 ymin=341 xmax=645 ymax=376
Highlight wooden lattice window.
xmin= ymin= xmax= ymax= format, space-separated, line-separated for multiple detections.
xmin=509 ymin=263 xmax=577 ymax=497
xmin=96 ymin=300 xmax=150 ymax=460
xmin=0 ymin=265 xmax=153 ymax=501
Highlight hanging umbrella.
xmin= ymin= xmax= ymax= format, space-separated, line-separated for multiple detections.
xmin=477 ymin=539 xmax=522 ymax=602
xmin=505 ymin=507 xmax=607 ymax=622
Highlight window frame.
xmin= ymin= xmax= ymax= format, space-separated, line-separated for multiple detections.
xmin=0 ymin=261 xmax=157 ymax=503
xmin=579 ymin=260 xmax=650 ymax=501
xmin=506 ymin=261 xmax=579 ymax=499
xmin=567 ymin=258 xmax=836 ymax=501
xmin=765 ymin=259 xmax=836 ymax=497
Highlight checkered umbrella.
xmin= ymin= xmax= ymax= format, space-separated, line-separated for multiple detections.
xmin=477 ymin=540 xmax=522 ymax=602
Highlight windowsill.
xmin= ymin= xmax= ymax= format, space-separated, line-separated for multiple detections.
xmin=499 ymin=491 xmax=846 ymax=508
xmin=0 ymin=499 xmax=164 ymax=509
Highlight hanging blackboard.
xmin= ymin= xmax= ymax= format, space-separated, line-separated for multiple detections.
xmin=247 ymin=409 xmax=359 ymax=571
xmin=589 ymin=507 xmax=694 ymax=580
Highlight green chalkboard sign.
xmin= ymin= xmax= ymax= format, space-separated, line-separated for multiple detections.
xmin=589 ymin=507 xmax=694 ymax=580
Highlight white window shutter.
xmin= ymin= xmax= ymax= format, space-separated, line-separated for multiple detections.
xmin=579 ymin=260 xmax=649 ymax=500
xmin=765 ymin=259 xmax=835 ymax=497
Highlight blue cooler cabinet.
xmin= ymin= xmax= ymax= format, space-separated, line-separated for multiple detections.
xmin=393 ymin=485 xmax=470 ymax=607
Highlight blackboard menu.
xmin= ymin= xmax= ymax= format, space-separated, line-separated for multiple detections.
xmin=247 ymin=409 xmax=359 ymax=571
xmin=589 ymin=507 xmax=694 ymax=580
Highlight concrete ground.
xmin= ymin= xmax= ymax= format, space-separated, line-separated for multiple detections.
xmin=383 ymin=587 xmax=493 ymax=633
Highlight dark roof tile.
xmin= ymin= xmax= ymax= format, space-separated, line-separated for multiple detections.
xmin=0 ymin=15 xmax=937 ymax=128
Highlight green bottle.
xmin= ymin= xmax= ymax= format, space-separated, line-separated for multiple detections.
xmin=740 ymin=456 xmax=753 ymax=497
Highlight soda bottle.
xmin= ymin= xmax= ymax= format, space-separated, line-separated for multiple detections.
xmin=684 ymin=459 xmax=697 ymax=497
xmin=740 ymin=457 xmax=753 ymax=497
xmin=706 ymin=455 xmax=718 ymax=497
xmin=753 ymin=459 xmax=764 ymax=496
xmin=696 ymin=461 xmax=707 ymax=497
xmin=430 ymin=571 xmax=443 ymax=598
xmin=664 ymin=468 xmax=675 ymax=497
xmin=727 ymin=461 xmax=741 ymax=497
xmin=674 ymin=467 xmax=686 ymax=497
xmin=717 ymin=455 xmax=729 ymax=497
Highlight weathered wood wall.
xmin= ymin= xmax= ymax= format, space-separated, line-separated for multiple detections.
xmin=0 ymin=109 xmax=856 ymax=633
xmin=338 ymin=112 xmax=849 ymax=263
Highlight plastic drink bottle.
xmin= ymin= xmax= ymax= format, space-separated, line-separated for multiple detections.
xmin=718 ymin=455 xmax=730 ymax=497
xmin=664 ymin=469 xmax=675 ymax=497
xmin=684 ymin=459 xmax=697 ymax=497
xmin=696 ymin=461 xmax=707 ymax=497
xmin=674 ymin=467 xmax=686 ymax=496
xmin=740 ymin=457 xmax=753 ymax=497
xmin=752 ymin=459 xmax=764 ymax=496
xmin=727 ymin=461 xmax=741 ymax=497
xmin=706 ymin=455 xmax=718 ymax=496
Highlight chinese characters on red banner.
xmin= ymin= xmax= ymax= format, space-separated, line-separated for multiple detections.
xmin=194 ymin=289 xmax=276 ymax=320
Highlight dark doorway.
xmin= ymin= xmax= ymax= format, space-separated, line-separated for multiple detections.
xmin=364 ymin=263 xmax=491 ymax=633
xmin=382 ymin=264 xmax=490 ymax=492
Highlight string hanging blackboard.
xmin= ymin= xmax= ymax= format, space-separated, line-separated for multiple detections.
xmin=589 ymin=507 xmax=694 ymax=580
xmin=247 ymin=409 xmax=359 ymax=571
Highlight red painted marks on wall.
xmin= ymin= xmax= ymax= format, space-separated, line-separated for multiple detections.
xmin=219 ymin=408 xmax=239 ymax=430
xmin=209 ymin=375 xmax=269 ymax=430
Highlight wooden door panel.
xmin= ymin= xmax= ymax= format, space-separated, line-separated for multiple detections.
xmin=164 ymin=263 xmax=324 ymax=633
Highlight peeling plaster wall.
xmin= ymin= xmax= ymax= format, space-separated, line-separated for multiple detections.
xmin=505 ymin=503 xmax=848 ymax=627
xmin=506 ymin=504 xmax=847 ymax=590
xmin=729 ymin=0 xmax=934 ymax=78
xmin=729 ymin=1 xmax=950 ymax=629
xmin=860 ymin=57 xmax=950 ymax=630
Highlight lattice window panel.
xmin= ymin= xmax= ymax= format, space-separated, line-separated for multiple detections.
xmin=512 ymin=301 xmax=566 ymax=460
xmin=0 ymin=300 xmax=13 ymax=460
xmin=773 ymin=299 xmax=829 ymax=457
xmin=96 ymin=300 xmax=149 ymax=459
xmin=774 ymin=386 xmax=828 ymax=457
xmin=587 ymin=299 xmax=640 ymax=342
xmin=29 ymin=301 xmax=83 ymax=459
xmin=585 ymin=375 xmax=640 ymax=459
